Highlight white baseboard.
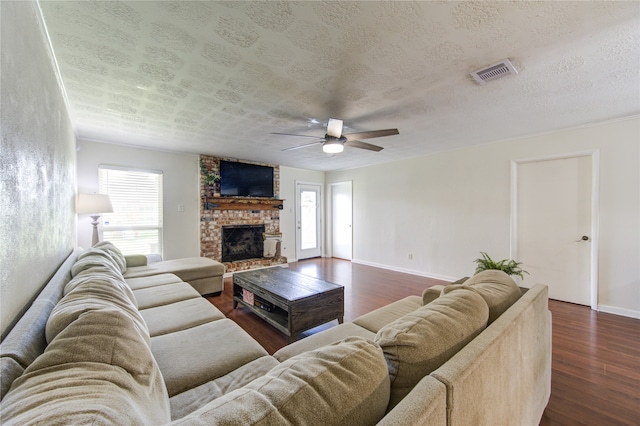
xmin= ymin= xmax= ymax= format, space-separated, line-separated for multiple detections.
xmin=351 ymin=258 xmax=459 ymax=282
xmin=597 ymin=304 xmax=640 ymax=319
xmin=222 ymin=260 xmax=639 ymax=319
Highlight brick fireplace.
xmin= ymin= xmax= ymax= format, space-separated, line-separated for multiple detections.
xmin=200 ymin=155 xmax=287 ymax=273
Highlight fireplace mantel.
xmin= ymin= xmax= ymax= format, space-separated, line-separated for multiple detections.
xmin=203 ymin=196 xmax=284 ymax=211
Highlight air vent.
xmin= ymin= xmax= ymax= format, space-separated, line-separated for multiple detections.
xmin=470 ymin=59 xmax=518 ymax=85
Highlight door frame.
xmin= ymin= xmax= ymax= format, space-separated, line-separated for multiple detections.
xmin=295 ymin=180 xmax=323 ymax=260
xmin=329 ymin=181 xmax=353 ymax=260
xmin=510 ymin=150 xmax=600 ymax=310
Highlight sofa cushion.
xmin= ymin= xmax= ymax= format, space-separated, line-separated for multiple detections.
xmin=125 ymin=273 xmax=182 ymax=290
xmin=445 ymin=269 xmax=522 ymax=324
xmin=68 ymin=248 xmax=137 ymax=312
xmin=0 ymin=309 xmax=170 ymax=425
xmin=151 ymin=319 xmax=269 ymax=397
xmin=47 ymin=274 xmax=149 ymax=346
xmin=72 ymin=245 xmax=126 ymax=278
xmin=169 ymin=355 xmax=280 ymax=420
xmin=140 ymin=297 xmax=225 ymax=337
xmin=65 ymin=267 xmax=137 ymax=307
xmin=71 ymin=254 xmax=121 ymax=279
xmin=93 ymin=241 xmax=127 ymax=273
xmin=422 ymin=285 xmax=445 ymax=305
xmin=132 ymin=282 xmax=200 ymax=309
xmin=354 ymin=295 xmax=423 ymax=333
xmin=184 ymin=275 xmax=224 ymax=296
xmin=273 ymin=322 xmax=377 ymax=362
xmin=123 ymin=257 xmax=225 ymax=282
xmin=171 ymin=337 xmax=390 ymax=425
xmin=375 ymin=287 xmax=489 ymax=410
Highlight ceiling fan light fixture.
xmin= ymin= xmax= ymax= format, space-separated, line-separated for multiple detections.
xmin=326 ymin=118 xmax=343 ymax=138
xmin=323 ymin=140 xmax=344 ymax=154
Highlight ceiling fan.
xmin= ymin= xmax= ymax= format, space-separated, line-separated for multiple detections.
xmin=274 ymin=119 xmax=399 ymax=154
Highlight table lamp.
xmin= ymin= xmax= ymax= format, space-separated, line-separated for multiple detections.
xmin=76 ymin=193 xmax=113 ymax=246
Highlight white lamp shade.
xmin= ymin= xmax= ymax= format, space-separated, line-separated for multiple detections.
xmin=76 ymin=193 xmax=114 ymax=215
xmin=322 ymin=140 xmax=344 ymax=154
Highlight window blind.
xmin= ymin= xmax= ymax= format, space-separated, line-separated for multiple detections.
xmin=98 ymin=166 xmax=163 ymax=256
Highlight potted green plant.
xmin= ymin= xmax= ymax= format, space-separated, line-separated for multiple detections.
xmin=473 ymin=252 xmax=529 ymax=279
xmin=200 ymin=160 xmax=221 ymax=196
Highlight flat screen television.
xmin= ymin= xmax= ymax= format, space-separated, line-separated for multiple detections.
xmin=219 ymin=160 xmax=274 ymax=198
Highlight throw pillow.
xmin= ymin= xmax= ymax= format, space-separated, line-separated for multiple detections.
xmin=0 ymin=309 xmax=170 ymax=425
xmin=422 ymin=286 xmax=444 ymax=305
xmin=72 ymin=248 xmax=122 ymax=277
xmin=47 ymin=251 xmax=148 ymax=344
xmin=47 ymin=274 xmax=149 ymax=345
xmin=124 ymin=254 xmax=148 ymax=267
xmin=445 ymin=269 xmax=522 ymax=324
xmin=93 ymin=241 xmax=127 ymax=273
xmin=375 ymin=287 xmax=489 ymax=411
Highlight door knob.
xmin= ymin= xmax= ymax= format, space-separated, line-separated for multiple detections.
xmin=576 ymin=236 xmax=589 ymax=242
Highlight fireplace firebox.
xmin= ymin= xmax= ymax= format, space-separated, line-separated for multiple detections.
xmin=222 ymin=225 xmax=265 ymax=262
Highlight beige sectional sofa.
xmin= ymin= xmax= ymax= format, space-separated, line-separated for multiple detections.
xmin=123 ymin=253 xmax=225 ymax=296
xmin=0 ymin=242 xmax=551 ymax=425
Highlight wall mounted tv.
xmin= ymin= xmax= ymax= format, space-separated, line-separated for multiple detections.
xmin=219 ymin=160 xmax=274 ymax=198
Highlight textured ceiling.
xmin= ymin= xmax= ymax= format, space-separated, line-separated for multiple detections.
xmin=38 ymin=1 xmax=640 ymax=171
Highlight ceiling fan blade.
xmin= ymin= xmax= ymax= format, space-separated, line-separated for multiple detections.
xmin=344 ymin=128 xmax=399 ymax=140
xmin=281 ymin=141 xmax=324 ymax=151
xmin=344 ymin=139 xmax=384 ymax=152
xmin=271 ymin=132 xmax=323 ymax=139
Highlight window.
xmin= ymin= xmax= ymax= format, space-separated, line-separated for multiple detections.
xmin=98 ymin=166 xmax=163 ymax=256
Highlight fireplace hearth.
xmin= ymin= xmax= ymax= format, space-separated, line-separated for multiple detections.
xmin=222 ymin=225 xmax=265 ymax=262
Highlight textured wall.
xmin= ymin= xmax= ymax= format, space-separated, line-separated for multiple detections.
xmin=0 ymin=1 xmax=76 ymax=338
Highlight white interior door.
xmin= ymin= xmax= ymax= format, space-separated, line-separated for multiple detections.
xmin=331 ymin=181 xmax=352 ymax=260
xmin=296 ymin=182 xmax=322 ymax=260
xmin=514 ymin=154 xmax=595 ymax=306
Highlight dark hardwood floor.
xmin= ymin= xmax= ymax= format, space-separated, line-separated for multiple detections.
xmin=206 ymin=258 xmax=640 ymax=425
xmin=540 ymin=299 xmax=640 ymax=425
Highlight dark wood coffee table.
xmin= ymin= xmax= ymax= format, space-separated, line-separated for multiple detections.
xmin=233 ymin=267 xmax=344 ymax=342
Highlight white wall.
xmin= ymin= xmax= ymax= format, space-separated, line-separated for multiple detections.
xmin=76 ymin=140 xmax=200 ymax=260
xmin=327 ymin=117 xmax=640 ymax=317
xmin=75 ymin=117 xmax=639 ymax=317
xmin=76 ymin=145 xmax=323 ymax=263
xmin=278 ymin=166 xmax=325 ymax=261
xmin=1 ymin=1 xmax=77 ymax=337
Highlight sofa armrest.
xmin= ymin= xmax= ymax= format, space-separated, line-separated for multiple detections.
xmin=376 ymin=375 xmax=446 ymax=426
xmin=429 ymin=283 xmax=551 ymax=426
xmin=125 ymin=255 xmax=148 ymax=268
